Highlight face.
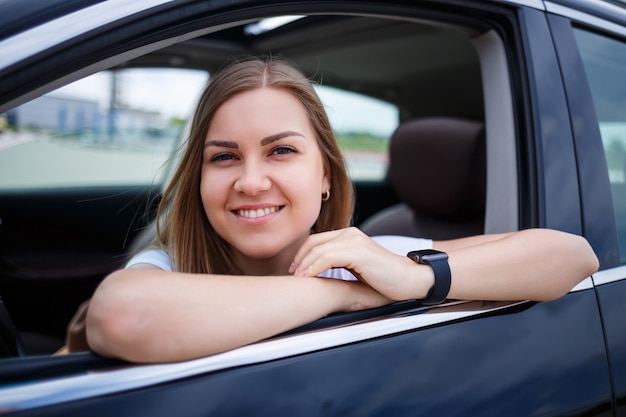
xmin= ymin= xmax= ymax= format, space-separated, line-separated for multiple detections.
xmin=200 ymin=87 xmax=330 ymax=274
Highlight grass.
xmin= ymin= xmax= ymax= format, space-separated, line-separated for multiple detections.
xmin=336 ymin=131 xmax=388 ymax=153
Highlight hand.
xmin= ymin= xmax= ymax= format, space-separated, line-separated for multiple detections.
xmin=290 ymin=227 xmax=432 ymax=301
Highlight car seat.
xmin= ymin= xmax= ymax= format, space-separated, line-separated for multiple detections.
xmin=0 ymin=293 xmax=24 ymax=357
xmin=359 ymin=117 xmax=486 ymax=240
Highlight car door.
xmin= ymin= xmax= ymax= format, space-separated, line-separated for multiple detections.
xmin=0 ymin=1 xmax=617 ymax=416
xmin=547 ymin=4 xmax=626 ymax=415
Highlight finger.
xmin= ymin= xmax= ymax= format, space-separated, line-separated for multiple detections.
xmin=293 ymin=229 xmax=372 ymax=277
xmin=297 ymin=236 xmax=418 ymax=301
xmin=290 ymin=228 xmax=358 ymax=273
xmin=296 ymin=243 xmax=361 ymax=277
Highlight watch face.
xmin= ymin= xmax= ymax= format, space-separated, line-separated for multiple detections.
xmin=407 ymin=249 xmax=448 ymax=263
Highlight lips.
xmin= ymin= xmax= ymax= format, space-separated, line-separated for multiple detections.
xmin=235 ymin=206 xmax=282 ymax=219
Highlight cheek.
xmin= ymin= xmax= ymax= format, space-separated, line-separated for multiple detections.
xmin=200 ymin=169 xmax=228 ymax=218
xmin=289 ymin=162 xmax=326 ymax=214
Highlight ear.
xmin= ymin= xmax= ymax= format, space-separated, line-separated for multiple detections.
xmin=322 ymin=166 xmax=331 ymax=192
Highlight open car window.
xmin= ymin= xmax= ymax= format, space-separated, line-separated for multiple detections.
xmin=0 ymin=3 xmax=519 ymax=371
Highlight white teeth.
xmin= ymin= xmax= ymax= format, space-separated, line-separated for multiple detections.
xmin=237 ymin=207 xmax=278 ymax=218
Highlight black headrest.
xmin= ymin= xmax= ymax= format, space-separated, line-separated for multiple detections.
xmin=388 ymin=117 xmax=486 ymax=221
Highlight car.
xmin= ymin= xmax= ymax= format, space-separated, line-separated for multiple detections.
xmin=0 ymin=0 xmax=624 ymax=415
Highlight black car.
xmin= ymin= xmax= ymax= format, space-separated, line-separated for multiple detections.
xmin=0 ymin=0 xmax=624 ymax=415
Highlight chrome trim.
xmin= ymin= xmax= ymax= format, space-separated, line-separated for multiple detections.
xmin=0 ymin=300 xmax=525 ymax=413
xmin=545 ymin=1 xmax=626 ymax=38
xmin=592 ymin=266 xmax=626 ymax=286
xmin=0 ymin=0 xmax=175 ymax=70
xmin=493 ymin=0 xmax=545 ymax=9
xmin=570 ymin=276 xmax=594 ymax=291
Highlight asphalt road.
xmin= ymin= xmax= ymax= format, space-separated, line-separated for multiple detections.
xmin=0 ymin=134 xmax=172 ymax=188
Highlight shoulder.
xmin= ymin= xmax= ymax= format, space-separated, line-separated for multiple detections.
xmin=125 ymin=249 xmax=173 ymax=271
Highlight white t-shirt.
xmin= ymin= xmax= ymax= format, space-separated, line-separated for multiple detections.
xmin=125 ymin=235 xmax=433 ymax=281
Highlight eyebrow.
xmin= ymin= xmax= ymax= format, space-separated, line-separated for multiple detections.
xmin=261 ymin=131 xmax=304 ymax=145
xmin=204 ymin=131 xmax=305 ymax=149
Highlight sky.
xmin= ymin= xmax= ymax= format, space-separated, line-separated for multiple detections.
xmin=54 ymin=68 xmax=398 ymax=136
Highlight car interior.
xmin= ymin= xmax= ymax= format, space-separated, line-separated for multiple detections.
xmin=359 ymin=116 xmax=487 ymax=240
xmin=0 ymin=11 xmax=520 ymax=361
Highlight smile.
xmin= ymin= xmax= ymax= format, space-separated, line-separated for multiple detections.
xmin=235 ymin=206 xmax=282 ymax=219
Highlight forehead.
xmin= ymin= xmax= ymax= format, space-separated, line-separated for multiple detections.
xmin=209 ymin=87 xmax=314 ymax=135
xmin=222 ymin=87 xmax=304 ymax=110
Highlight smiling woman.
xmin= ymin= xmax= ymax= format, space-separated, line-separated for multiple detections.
xmin=201 ymin=88 xmax=329 ymax=272
xmin=79 ymin=57 xmax=598 ymax=364
xmin=154 ymin=58 xmax=355 ymax=276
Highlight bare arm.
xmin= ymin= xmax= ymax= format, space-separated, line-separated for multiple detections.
xmin=292 ymin=228 xmax=599 ymax=303
xmin=86 ymin=267 xmax=390 ymax=363
xmin=88 ymin=228 xmax=598 ymax=363
xmin=434 ymin=228 xmax=599 ymax=301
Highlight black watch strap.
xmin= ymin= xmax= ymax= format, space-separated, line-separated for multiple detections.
xmin=407 ymin=249 xmax=451 ymax=305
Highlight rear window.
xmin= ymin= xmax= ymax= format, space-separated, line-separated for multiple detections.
xmin=315 ymin=85 xmax=398 ymax=181
xmin=0 ymin=68 xmax=208 ymax=189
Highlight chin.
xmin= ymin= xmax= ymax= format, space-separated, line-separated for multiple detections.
xmin=244 ymin=249 xmax=283 ymax=260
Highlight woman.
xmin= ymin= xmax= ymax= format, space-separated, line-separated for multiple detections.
xmin=85 ymin=57 xmax=599 ymax=363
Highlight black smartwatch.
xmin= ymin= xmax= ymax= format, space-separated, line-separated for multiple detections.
xmin=407 ymin=249 xmax=451 ymax=305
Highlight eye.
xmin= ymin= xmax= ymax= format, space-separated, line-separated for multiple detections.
xmin=270 ymin=145 xmax=297 ymax=156
xmin=209 ymin=152 xmax=238 ymax=163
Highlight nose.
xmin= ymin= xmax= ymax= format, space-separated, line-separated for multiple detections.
xmin=233 ymin=160 xmax=272 ymax=195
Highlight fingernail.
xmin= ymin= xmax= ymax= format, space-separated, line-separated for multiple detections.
xmin=288 ymin=262 xmax=295 ymax=273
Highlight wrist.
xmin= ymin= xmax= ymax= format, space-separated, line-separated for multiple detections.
xmin=407 ymin=249 xmax=451 ymax=305
xmin=315 ymin=277 xmax=361 ymax=312
xmin=404 ymin=256 xmax=436 ymax=300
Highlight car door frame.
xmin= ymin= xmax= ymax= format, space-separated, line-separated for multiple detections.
xmin=546 ymin=3 xmax=626 ymax=415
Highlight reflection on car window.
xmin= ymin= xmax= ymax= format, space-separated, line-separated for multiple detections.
xmin=574 ymin=28 xmax=626 ymax=262
xmin=0 ymin=68 xmax=208 ymax=189
xmin=315 ymin=85 xmax=398 ymax=181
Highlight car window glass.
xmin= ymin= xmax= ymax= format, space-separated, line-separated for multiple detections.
xmin=574 ymin=28 xmax=626 ymax=262
xmin=0 ymin=68 xmax=208 ymax=189
xmin=315 ymin=85 xmax=398 ymax=181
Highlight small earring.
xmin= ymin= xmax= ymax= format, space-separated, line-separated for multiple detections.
xmin=322 ymin=190 xmax=331 ymax=201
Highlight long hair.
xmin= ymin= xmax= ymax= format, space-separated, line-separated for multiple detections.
xmin=156 ymin=57 xmax=354 ymax=274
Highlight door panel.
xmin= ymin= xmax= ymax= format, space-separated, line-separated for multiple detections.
xmin=594 ymin=280 xmax=626 ymax=416
xmin=8 ymin=292 xmax=612 ymax=417
xmin=0 ymin=185 xmax=160 ymax=354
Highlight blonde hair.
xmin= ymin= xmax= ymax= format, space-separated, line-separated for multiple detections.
xmin=156 ymin=57 xmax=354 ymax=274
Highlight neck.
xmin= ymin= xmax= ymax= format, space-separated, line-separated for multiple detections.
xmin=230 ymin=234 xmax=310 ymax=276
xmin=234 ymin=253 xmax=292 ymax=276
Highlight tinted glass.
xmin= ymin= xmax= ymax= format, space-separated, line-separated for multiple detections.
xmin=315 ymin=85 xmax=398 ymax=181
xmin=574 ymin=28 xmax=626 ymax=262
xmin=0 ymin=68 xmax=208 ymax=189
